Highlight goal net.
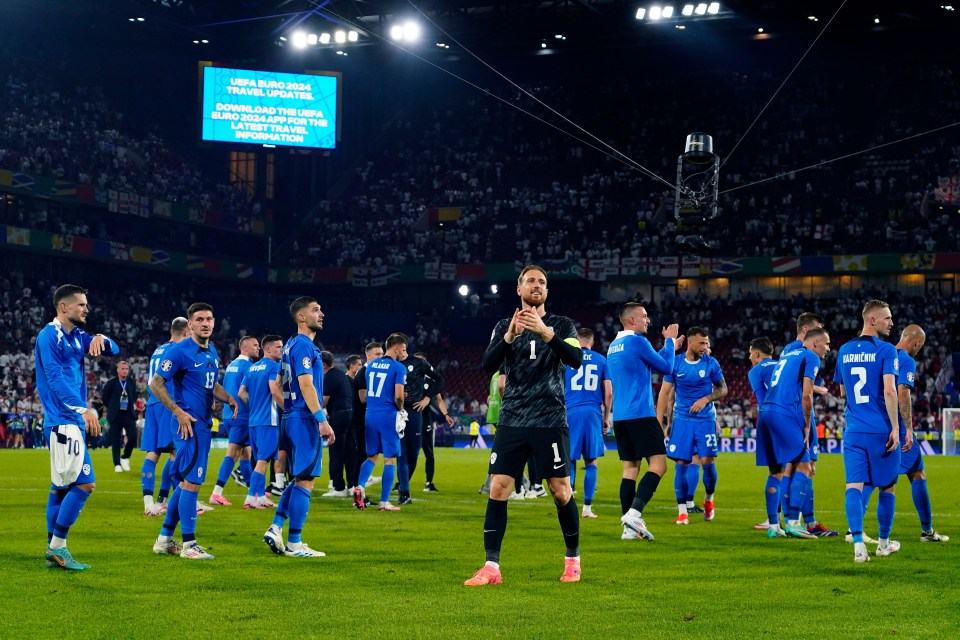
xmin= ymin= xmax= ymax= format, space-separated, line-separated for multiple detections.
xmin=941 ymin=408 xmax=960 ymax=455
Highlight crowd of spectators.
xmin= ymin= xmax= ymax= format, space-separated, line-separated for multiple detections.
xmin=289 ymin=62 xmax=960 ymax=268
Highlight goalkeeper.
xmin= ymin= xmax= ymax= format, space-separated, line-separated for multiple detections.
xmin=354 ymin=333 xmax=409 ymax=512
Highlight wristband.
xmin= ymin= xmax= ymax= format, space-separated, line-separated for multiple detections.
xmin=312 ymin=409 xmax=327 ymax=424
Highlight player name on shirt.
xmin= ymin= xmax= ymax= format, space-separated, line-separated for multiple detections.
xmin=608 ymin=343 xmax=624 ymax=355
xmin=841 ymin=353 xmax=877 ymax=363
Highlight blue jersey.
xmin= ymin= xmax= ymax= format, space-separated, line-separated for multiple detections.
xmin=564 ymin=348 xmax=609 ymax=410
xmin=664 ymin=354 xmax=724 ymax=421
xmin=280 ymin=334 xmax=325 ymax=419
xmin=833 ymin=336 xmax=898 ymax=436
xmin=607 ymin=331 xmax=675 ymax=421
xmin=365 ymin=356 xmax=407 ymax=414
xmin=760 ymin=347 xmax=820 ymax=415
xmin=748 ymin=359 xmax=777 ymax=406
xmin=244 ymin=358 xmax=281 ymax=427
xmin=896 ymin=348 xmax=916 ymax=439
xmin=156 ymin=337 xmax=221 ymax=428
xmin=222 ymin=355 xmax=253 ymax=421
xmin=35 ymin=318 xmax=119 ymax=426
xmin=146 ymin=341 xmax=177 ymax=407
xmin=783 ymin=339 xmax=803 ymax=355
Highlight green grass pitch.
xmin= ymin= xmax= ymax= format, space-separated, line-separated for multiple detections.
xmin=2 ymin=448 xmax=958 ymax=639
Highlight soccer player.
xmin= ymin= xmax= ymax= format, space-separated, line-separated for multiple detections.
xmin=395 ymin=350 xmax=443 ymax=503
xmin=756 ymin=327 xmax=830 ymax=539
xmin=140 ymin=317 xmax=188 ymax=516
xmin=347 ymin=342 xmax=384 ymax=503
xmin=658 ymin=327 xmax=726 ymax=524
xmin=746 ymin=337 xmax=782 ymax=534
xmin=834 ymin=300 xmax=902 ymax=563
xmin=607 ymin=303 xmax=680 ymax=541
xmin=564 ymin=328 xmax=612 ymax=519
xmin=465 ymin=266 xmax=584 ymax=586
xmin=37 ymin=284 xmax=120 ymax=570
xmin=320 ymin=350 xmax=354 ymax=497
xmin=239 ymin=334 xmax=284 ymax=509
xmin=415 ymin=352 xmax=452 ymax=492
xmin=860 ymin=324 xmax=949 ymax=543
xmin=478 ymin=371 xmax=503 ymax=495
xmin=150 ymin=302 xmax=238 ymax=560
xmin=210 ymin=336 xmax=259 ymax=506
xmin=354 ymin=333 xmax=409 ymax=512
xmin=780 ymin=313 xmax=836 ymax=537
xmin=262 ymin=297 xmax=335 ymax=557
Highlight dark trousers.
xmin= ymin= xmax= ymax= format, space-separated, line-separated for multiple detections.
xmin=398 ymin=409 xmax=424 ymax=486
xmin=347 ymin=416 xmax=366 ymax=489
xmin=110 ymin=416 xmax=137 ymax=465
xmin=422 ymin=421 xmax=436 ymax=483
xmin=327 ymin=409 xmax=352 ymax=491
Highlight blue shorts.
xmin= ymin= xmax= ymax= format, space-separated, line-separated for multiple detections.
xmin=224 ymin=418 xmax=250 ymax=446
xmin=809 ymin=439 xmax=819 ymax=462
xmin=252 ymin=425 xmax=280 ymax=462
xmin=281 ymin=414 xmax=324 ymax=480
xmin=171 ymin=425 xmax=213 ymax=485
xmin=757 ymin=410 xmax=809 ymax=467
xmin=898 ymin=441 xmax=923 ymax=475
xmin=366 ymin=412 xmax=401 ymax=458
xmin=141 ymin=404 xmax=176 ymax=453
xmin=843 ymin=431 xmax=901 ymax=488
xmin=668 ymin=415 xmax=719 ymax=462
xmin=45 ymin=425 xmax=96 ymax=488
xmin=567 ymin=405 xmax=605 ymax=461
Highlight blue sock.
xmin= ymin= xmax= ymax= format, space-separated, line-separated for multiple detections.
xmin=861 ymin=484 xmax=875 ymax=513
xmin=685 ymin=465 xmax=700 ymax=502
xmin=877 ymin=491 xmax=895 ymax=540
xmin=764 ymin=476 xmax=780 ymax=525
xmin=161 ymin=487 xmax=182 ymax=537
xmin=583 ymin=464 xmax=598 ymax=505
xmin=802 ymin=480 xmax=816 ymax=525
xmin=52 ymin=486 xmax=91 ymax=541
xmin=381 ymin=464 xmax=397 ymax=503
xmin=397 ymin=454 xmax=410 ymax=493
xmin=787 ymin=472 xmax=808 ymax=521
xmin=272 ymin=483 xmax=294 ymax=528
xmin=570 ymin=466 xmax=577 ymax=494
xmin=674 ymin=463 xmax=689 ymax=503
xmin=779 ymin=474 xmax=791 ymax=518
xmin=249 ymin=470 xmax=266 ymax=499
xmin=46 ymin=488 xmax=66 ymax=542
xmin=287 ymin=485 xmax=311 ymax=544
xmin=911 ymin=478 xmax=933 ymax=530
xmin=358 ymin=459 xmax=375 ymax=490
xmin=216 ymin=455 xmax=235 ymax=486
xmin=702 ymin=463 xmax=717 ymax=495
xmin=141 ymin=458 xmax=157 ymax=496
xmin=178 ymin=489 xmax=199 ymax=542
xmin=845 ymin=487 xmax=864 ymax=544
xmin=239 ymin=459 xmax=252 ymax=484
xmin=159 ymin=459 xmax=173 ymax=500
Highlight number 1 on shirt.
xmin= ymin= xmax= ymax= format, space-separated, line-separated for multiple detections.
xmin=529 ymin=340 xmax=536 ymax=360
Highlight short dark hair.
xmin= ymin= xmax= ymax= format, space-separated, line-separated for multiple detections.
xmin=53 ymin=284 xmax=87 ymax=309
xmin=170 ymin=317 xmax=188 ymax=336
xmin=289 ymin=296 xmax=318 ymax=320
xmin=187 ymin=302 xmax=213 ymax=319
xmin=239 ymin=335 xmax=258 ymax=349
xmin=796 ymin=312 xmax=824 ymax=334
xmin=320 ymin=350 xmax=334 ymax=367
xmin=261 ymin=334 xmax=283 ymax=347
xmin=577 ymin=328 xmax=594 ymax=340
xmin=385 ymin=333 xmax=408 ymax=350
xmin=346 ymin=355 xmax=362 ymax=368
xmin=687 ymin=326 xmax=709 ymax=338
xmin=365 ymin=341 xmax=383 ymax=354
xmin=804 ymin=327 xmax=829 ymax=342
xmin=619 ymin=302 xmax=645 ymax=322
xmin=517 ymin=264 xmax=547 ymax=285
xmin=749 ymin=337 xmax=774 ymax=355
xmin=116 ymin=360 xmax=129 ymax=367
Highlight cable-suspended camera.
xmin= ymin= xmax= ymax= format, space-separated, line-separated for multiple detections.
xmin=674 ymin=132 xmax=720 ymax=253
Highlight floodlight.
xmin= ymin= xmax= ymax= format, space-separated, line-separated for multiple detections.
xmin=682 ymin=5 xmax=694 ymax=16
xmin=348 ymin=30 xmax=359 ymax=42
xmin=662 ymin=6 xmax=674 ymax=18
xmin=649 ymin=6 xmax=662 ymax=20
xmin=636 ymin=8 xmax=646 ymax=19
xmin=458 ymin=285 xmax=469 ymax=297
xmin=402 ymin=21 xmax=420 ymax=41
xmin=695 ymin=3 xmax=707 ymax=15
xmin=292 ymin=31 xmax=308 ymax=48
xmin=491 ymin=284 xmax=499 ymax=294
xmin=335 ymin=30 xmax=346 ymax=43
xmin=307 ymin=33 xmax=318 ymax=45
xmin=319 ymin=32 xmax=331 ymax=44
xmin=707 ymin=2 xmax=719 ymax=14
xmin=390 ymin=25 xmax=403 ymax=40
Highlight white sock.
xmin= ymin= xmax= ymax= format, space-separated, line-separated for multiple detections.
xmin=685 ymin=500 xmax=695 ymax=508
xmin=144 ymin=495 xmax=155 ymax=509
xmin=484 ymin=561 xmax=500 ymax=569
xmin=627 ymin=508 xmax=642 ymax=519
xmin=49 ymin=536 xmax=67 ymax=550
xmin=879 ymin=538 xmax=890 ymax=548
xmin=678 ymin=503 xmax=688 ymax=516
xmin=157 ymin=535 xmax=171 ymax=543
xmin=212 ymin=485 xmax=224 ymax=497
xmin=788 ymin=519 xmax=800 ymax=527
xmin=582 ymin=504 xmax=593 ymax=514
xmin=705 ymin=493 xmax=714 ymax=502
xmin=276 ymin=475 xmax=286 ymax=488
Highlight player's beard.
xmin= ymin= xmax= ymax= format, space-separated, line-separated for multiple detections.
xmin=68 ymin=312 xmax=86 ymax=328
xmin=307 ymin=320 xmax=323 ymax=333
xmin=520 ymin=290 xmax=546 ymax=308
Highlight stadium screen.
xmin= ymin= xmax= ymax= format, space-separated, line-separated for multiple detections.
xmin=199 ymin=63 xmax=341 ymax=150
